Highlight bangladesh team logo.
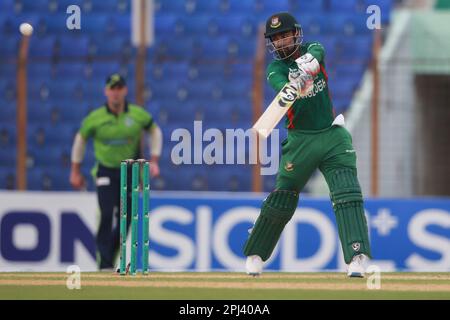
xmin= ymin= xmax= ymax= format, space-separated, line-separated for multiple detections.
xmin=270 ymin=16 xmax=281 ymax=28
xmin=352 ymin=242 xmax=361 ymax=252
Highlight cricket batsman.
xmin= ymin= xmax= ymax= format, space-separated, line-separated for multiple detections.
xmin=244 ymin=12 xmax=372 ymax=277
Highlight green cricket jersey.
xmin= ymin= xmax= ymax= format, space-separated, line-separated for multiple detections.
xmin=266 ymin=42 xmax=335 ymax=131
xmin=79 ymin=102 xmax=155 ymax=169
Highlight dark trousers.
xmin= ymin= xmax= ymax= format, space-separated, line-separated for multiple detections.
xmin=96 ymin=164 xmax=131 ymax=269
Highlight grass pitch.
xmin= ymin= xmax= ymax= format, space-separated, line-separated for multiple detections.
xmin=0 ymin=272 xmax=449 ymax=300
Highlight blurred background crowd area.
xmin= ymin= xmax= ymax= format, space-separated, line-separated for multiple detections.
xmin=1 ymin=0 xmax=449 ymax=194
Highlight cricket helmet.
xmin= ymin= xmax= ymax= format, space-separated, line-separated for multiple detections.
xmin=264 ymin=12 xmax=303 ymax=60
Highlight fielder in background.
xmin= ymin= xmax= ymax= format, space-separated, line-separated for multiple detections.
xmin=244 ymin=13 xmax=372 ymax=277
xmin=69 ymin=74 xmax=162 ymax=271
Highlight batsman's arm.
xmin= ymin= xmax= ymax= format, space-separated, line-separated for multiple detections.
xmin=266 ymin=62 xmax=289 ymax=92
xmin=305 ymin=42 xmax=325 ymax=63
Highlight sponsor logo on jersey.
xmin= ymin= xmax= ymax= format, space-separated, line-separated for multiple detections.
xmin=125 ymin=117 xmax=134 ymax=127
xmin=304 ymin=78 xmax=327 ymax=99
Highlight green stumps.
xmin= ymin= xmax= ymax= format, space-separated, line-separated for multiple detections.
xmin=119 ymin=160 xmax=128 ymax=275
xmin=119 ymin=159 xmax=151 ymax=276
xmin=130 ymin=161 xmax=140 ymax=275
xmin=141 ymin=160 xmax=150 ymax=275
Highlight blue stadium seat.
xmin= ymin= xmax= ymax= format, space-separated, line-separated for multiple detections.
xmin=0 ymin=0 xmax=15 ymax=13
xmin=331 ymin=13 xmax=371 ymax=36
xmin=29 ymin=80 xmax=82 ymax=101
xmin=155 ymin=0 xmax=187 ymax=14
xmin=0 ymin=36 xmax=19 ymax=58
xmin=256 ymin=0 xmax=291 ymax=18
xmin=48 ymin=101 xmax=90 ymax=124
xmin=147 ymin=62 xmax=190 ymax=81
xmin=301 ymin=14 xmax=334 ymax=36
xmin=175 ymin=15 xmax=212 ymax=36
xmin=152 ymin=165 xmax=198 ymax=191
xmin=0 ymin=167 xmax=15 ymax=190
xmin=78 ymin=15 xmax=109 ymax=34
xmin=182 ymin=80 xmax=221 ymax=101
xmin=89 ymin=36 xmax=131 ymax=58
xmin=17 ymin=0 xmax=50 ymax=12
xmin=329 ymin=78 xmax=358 ymax=101
xmin=336 ymin=35 xmax=373 ymax=62
xmin=28 ymin=123 xmax=78 ymax=146
xmin=207 ymin=166 xmax=252 ymax=191
xmin=198 ymin=37 xmax=230 ymax=60
xmin=86 ymin=62 xmax=122 ymax=79
xmin=27 ymin=167 xmax=72 ymax=191
xmin=42 ymin=14 xmax=69 ymax=34
xmin=157 ymin=102 xmax=196 ymax=124
xmin=0 ymin=104 xmax=15 ymax=124
xmin=225 ymin=63 xmax=253 ymax=79
xmin=2 ymin=14 xmax=40 ymax=34
xmin=332 ymin=97 xmax=351 ymax=115
xmin=28 ymin=145 xmax=71 ymax=167
xmin=220 ymin=0 xmax=255 ymax=14
xmin=188 ymin=63 xmax=224 ymax=81
xmin=263 ymin=175 xmax=276 ymax=192
xmin=147 ymin=79 xmax=186 ymax=102
xmin=334 ymin=63 xmax=366 ymax=80
xmin=27 ymin=101 xmax=53 ymax=123
xmin=86 ymin=0 xmax=127 ymax=13
xmin=55 ymin=36 xmax=89 ymax=58
xmin=0 ymin=148 xmax=16 ymax=167
xmin=29 ymin=36 xmax=55 ymax=58
xmin=328 ymin=0 xmax=365 ymax=13
xmin=0 ymin=124 xmax=17 ymax=147
xmin=154 ymin=14 xmax=179 ymax=38
xmin=186 ymin=0 xmax=220 ymax=14
xmin=53 ymin=62 xmax=87 ymax=79
xmin=226 ymin=100 xmax=253 ymax=124
xmin=155 ymin=38 xmax=196 ymax=60
xmin=109 ymin=14 xmax=131 ymax=35
xmin=220 ymin=80 xmax=253 ymax=100
xmin=209 ymin=15 xmax=257 ymax=38
xmin=291 ymin=0 xmax=324 ymax=13
xmin=227 ymin=38 xmax=256 ymax=60
xmin=28 ymin=63 xmax=54 ymax=78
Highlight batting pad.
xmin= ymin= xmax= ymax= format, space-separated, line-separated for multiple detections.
xmin=243 ymin=190 xmax=299 ymax=261
xmin=326 ymin=168 xmax=372 ymax=264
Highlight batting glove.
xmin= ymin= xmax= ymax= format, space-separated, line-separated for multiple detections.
xmin=295 ymin=53 xmax=320 ymax=77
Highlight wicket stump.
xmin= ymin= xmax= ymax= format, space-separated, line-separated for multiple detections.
xmin=119 ymin=159 xmax=150 ymax=275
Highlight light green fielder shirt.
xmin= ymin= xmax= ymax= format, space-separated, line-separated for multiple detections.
xmin=79 ymin=102 xmax=155 ymax=169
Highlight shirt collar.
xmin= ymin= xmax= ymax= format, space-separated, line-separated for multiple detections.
xmin=105 ymin=101 xmax=129 ymax=114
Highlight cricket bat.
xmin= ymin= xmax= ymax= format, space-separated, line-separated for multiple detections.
xmin=252 ymin=82 xmax=299 ymax=138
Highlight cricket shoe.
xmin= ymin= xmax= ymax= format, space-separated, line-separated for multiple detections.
xmin=246 ymin=255 xmax=263 ymax=276
xmin=347 ymin=254 xmax=367 ymax=278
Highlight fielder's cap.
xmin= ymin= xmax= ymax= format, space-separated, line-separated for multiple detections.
xmin=105 ymin=73 xmax=126 ymax=88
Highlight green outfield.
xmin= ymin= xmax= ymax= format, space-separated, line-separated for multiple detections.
xmin=0 ymin=272 xmax=449 ymax=300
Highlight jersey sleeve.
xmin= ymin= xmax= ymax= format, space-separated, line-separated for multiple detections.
xmin=305 ymin=42 xmax=325 ymax=63
xmin=141 ymin=109 xmax=155 ymax=131
xmin=78 ymin=113 xmax=95 ymax=140
xmin=266 ymin=62 xmax=288 ymax=92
